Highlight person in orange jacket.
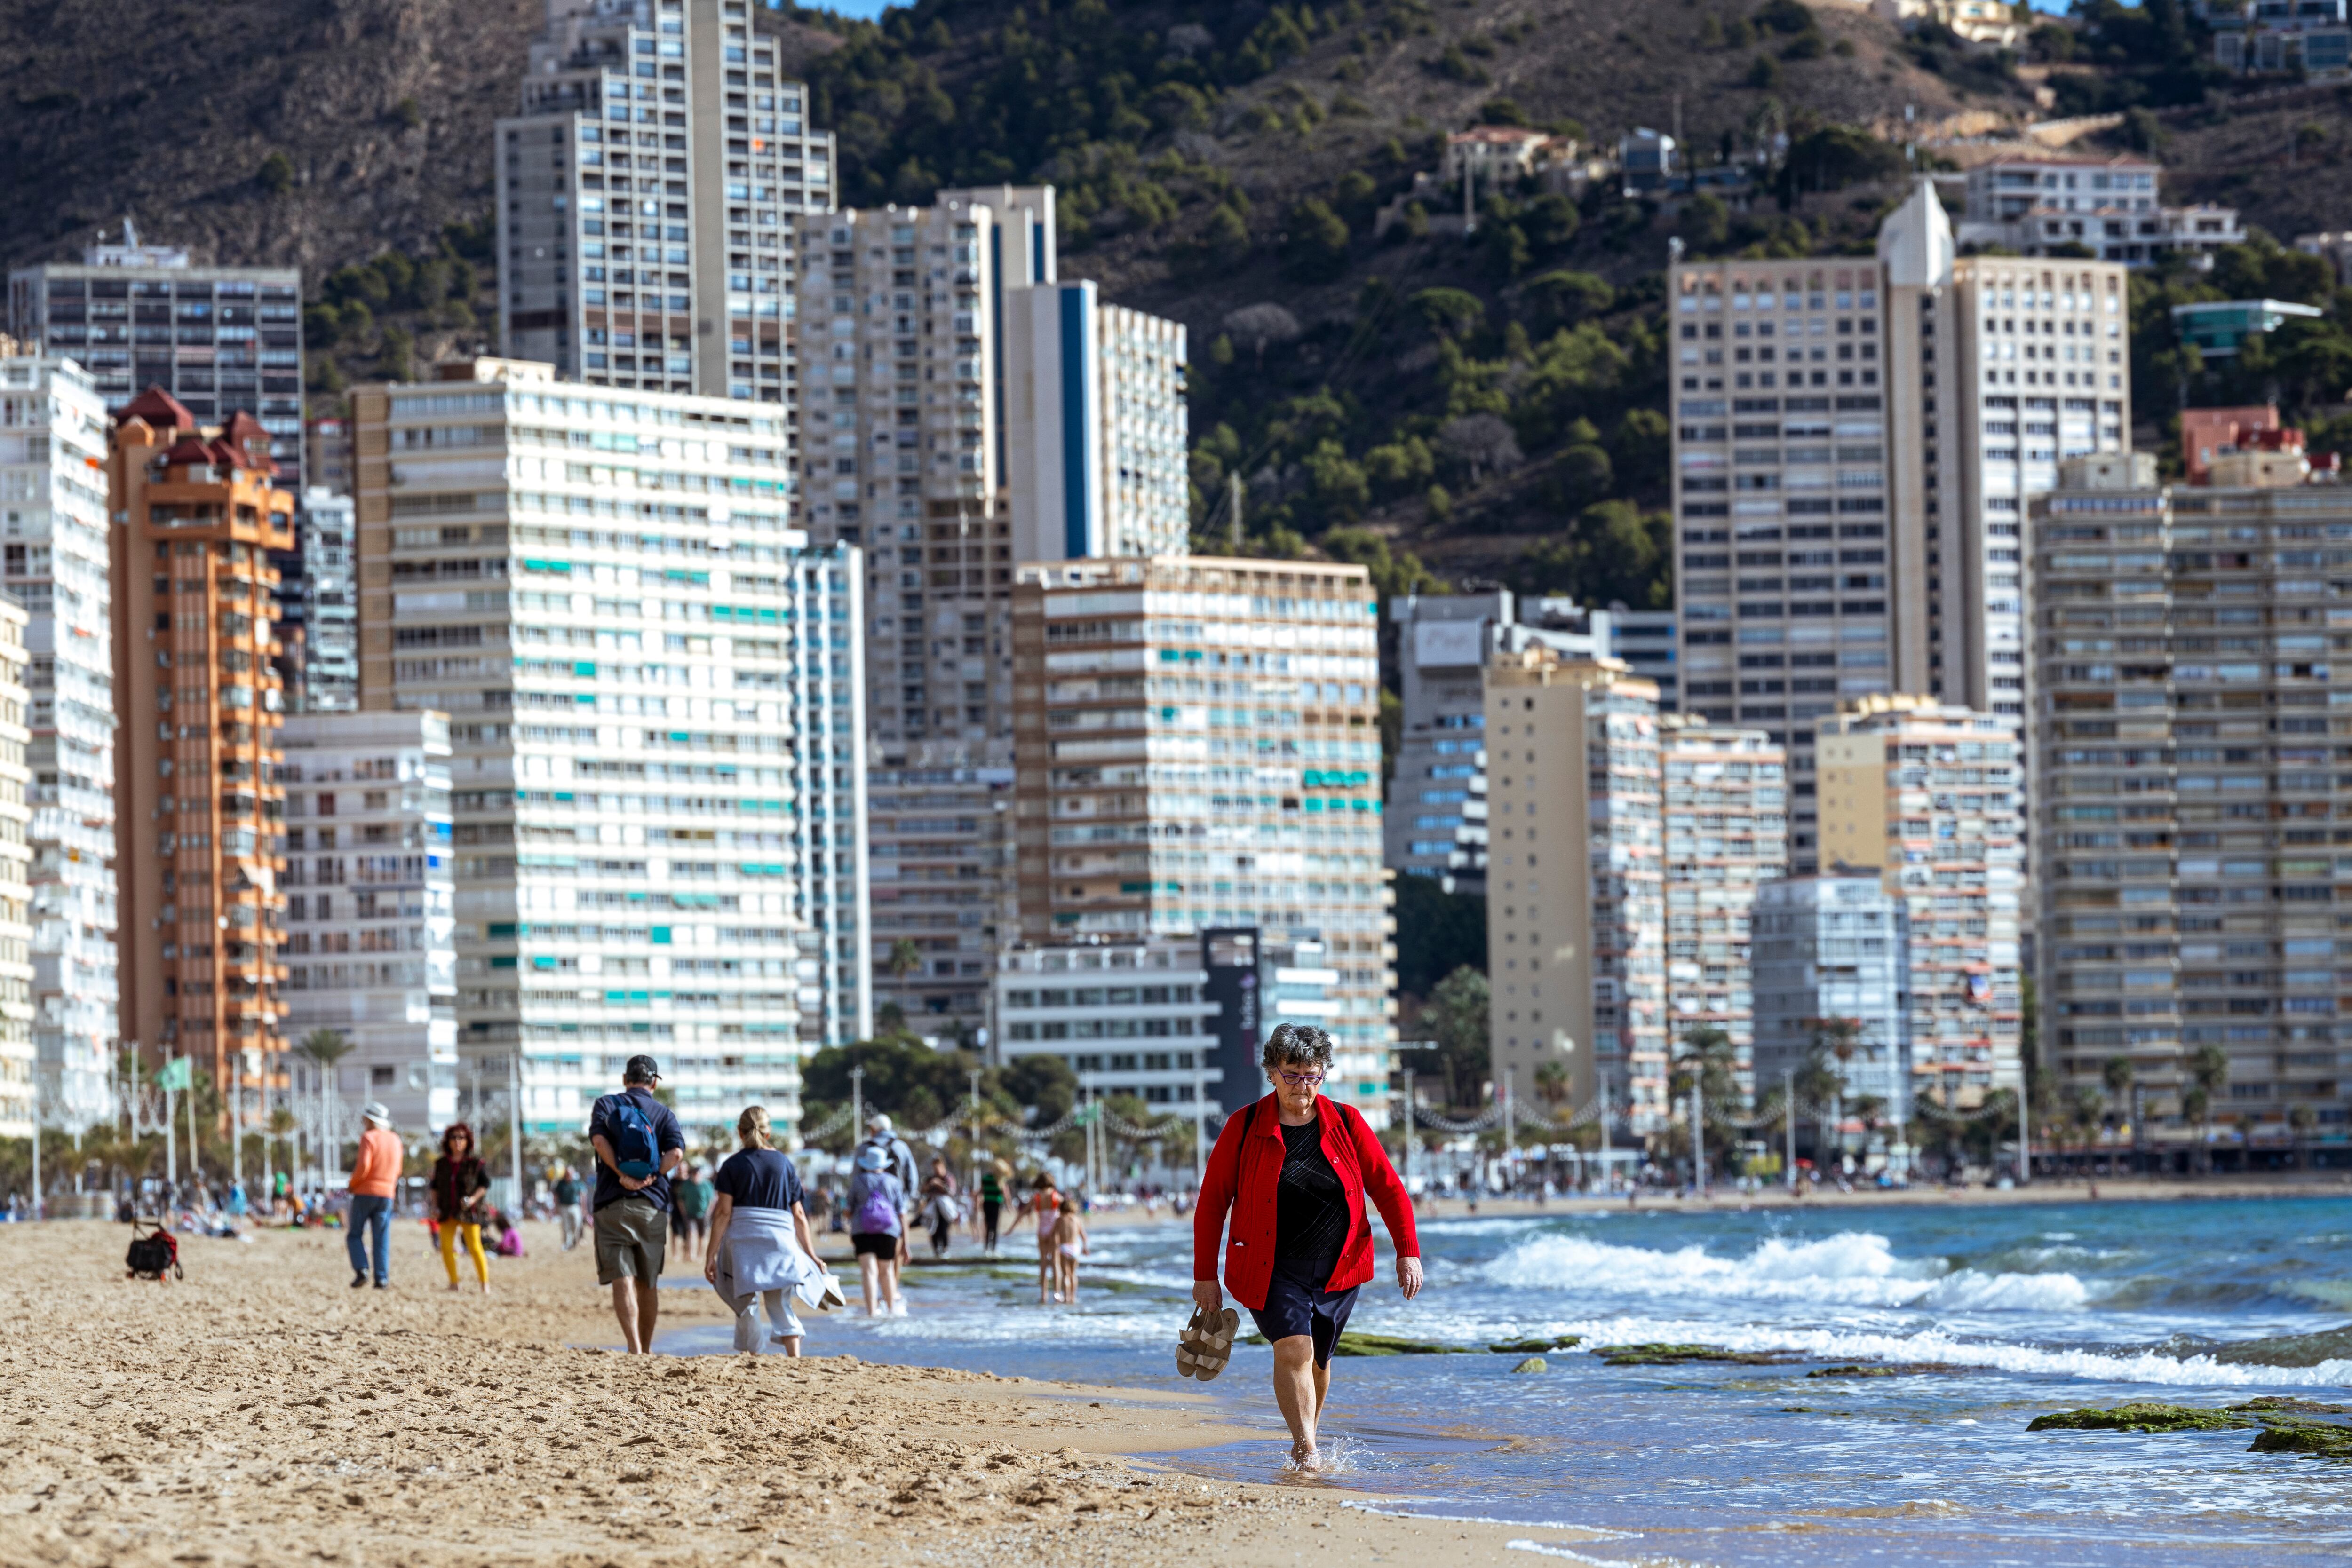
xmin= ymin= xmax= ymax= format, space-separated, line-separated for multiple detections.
xmin=346 ymin=1101 xmax=403 ymax=1290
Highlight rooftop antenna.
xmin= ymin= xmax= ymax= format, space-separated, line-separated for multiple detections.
xmin=122 ymin=214 xmax=139 ymax=248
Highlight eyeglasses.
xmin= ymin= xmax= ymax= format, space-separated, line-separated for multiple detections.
xmin=1277 ymin=1071 xmax=1326 ymax=1086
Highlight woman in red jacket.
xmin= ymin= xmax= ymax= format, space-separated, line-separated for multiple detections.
xmin=1193 ymin=1022 xmax=1422 ymax=1472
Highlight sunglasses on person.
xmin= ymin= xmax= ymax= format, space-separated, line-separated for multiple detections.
xmin=1276 ymin=1070 xmax=1325 ymax=1086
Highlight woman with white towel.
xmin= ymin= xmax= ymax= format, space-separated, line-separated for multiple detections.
xmin=705 ymin=1105 xmax=836 ymax=1354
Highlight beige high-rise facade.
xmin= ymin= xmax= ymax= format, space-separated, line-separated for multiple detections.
xmin=1672 ymin=180 xmax=2127 ymax=870
xmin=108 ymin=390 xmax=294 ymax=1093
xmin=2030 ymin=454 xmax=2352 ymax=1158
xmin=1009 ymin=555 xmax=1396 ymax=1127
xmin=1815 ymin=695 xmax=2024 ymax=1105
xmin=1660 ymin=715 xmax=1788 ymax=1098
xmin=1482 ymin=650 xmax=1667 ymax=1131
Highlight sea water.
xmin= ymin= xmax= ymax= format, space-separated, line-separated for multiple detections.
xmin=660 ymin=1196 xmax=2352 ymax=1565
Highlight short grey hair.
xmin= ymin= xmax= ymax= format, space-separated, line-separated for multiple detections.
xmin=1262 ymin=1022 xmax=1335 ymax=1077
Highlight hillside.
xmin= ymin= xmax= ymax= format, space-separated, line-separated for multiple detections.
xmin=6 ymin=0 xmax=2352 ymax=598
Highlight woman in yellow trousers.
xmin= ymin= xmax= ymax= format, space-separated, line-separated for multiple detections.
xmin=432 ymin=1122 xmax=493 ymax=1292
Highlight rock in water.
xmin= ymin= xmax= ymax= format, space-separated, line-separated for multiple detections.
xmin=2027 ymin=1403 xmax=2257 ymax=1433
xmin=1511 ymin=1356 xmax=1547 ymax=1374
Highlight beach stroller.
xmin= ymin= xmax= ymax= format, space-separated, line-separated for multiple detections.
xmin=125 ymin=1220 xmax=182 ymax=1283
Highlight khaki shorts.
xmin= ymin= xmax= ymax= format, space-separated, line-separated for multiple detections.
xmin=594 ymin=1196 xmax=668 ymax=1285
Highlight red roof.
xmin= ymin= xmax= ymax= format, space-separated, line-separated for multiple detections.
xmin=219 ymin=409 xmax=281 ymax=476
xmin=160 ymin=436 xmax=216 ymax=468
xmin=118 ymin=385 xmax=193 ymax=430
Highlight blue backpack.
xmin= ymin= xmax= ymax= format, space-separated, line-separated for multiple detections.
xmin=607 ymin=1094 xmax=659 ymax=1180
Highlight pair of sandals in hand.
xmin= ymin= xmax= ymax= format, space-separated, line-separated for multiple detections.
xmin=1176 ymin=1304 xmax=1240 ymax=1380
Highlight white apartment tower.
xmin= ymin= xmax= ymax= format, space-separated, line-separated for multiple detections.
xmin=1672 ymin=180 xmax=2127 ymax=868
xmin=0 ymin=350 xmax=117 ymax=1132
xmin=0 ymin=604 xmax=31 ymax=1140
xmin=351 ymin=360 xmax=868 ymax=1134
xmin=281 ymin=711 xmax=459 ymax=1134
xmin=497 ymin=0 xmax=836 ymax=404
xmin=1660 ymin=715 xmax=1788 ymax=1098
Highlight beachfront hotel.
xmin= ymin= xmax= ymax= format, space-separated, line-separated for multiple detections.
xmin=347 ymin=357 xmax=869 ymax=1134
xmin=1814 ymin=694 xmax=2026 ymax=1108
xmin=278 ymin=710 xmax=458 ymax=1137
xmin=0 ymin=602 xmax=34 ymax=1141
xmin=0 ymin=347 xmax=119 ymax=1133
xmin=494 ymin=0 xmax=836 ymax=401
xmin=1660 ymin=714 xmax=1788 ymax=1100
xmin=1008 ymin=555 xmax=1397 ymax=1127
xmin=1671 ymin=179 xmax=2129 ymax=868
xmin=107 ymin=390 xmax=296 ymax=1096
xmin=1481 ymin=648 xmax=1669 ymax=1132
xmin=2030 ymin=450 xmax=2352 ymax=1159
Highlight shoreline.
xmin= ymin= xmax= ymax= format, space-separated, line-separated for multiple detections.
xmin=0 ymin=1219 xmax=1596 ymax=1567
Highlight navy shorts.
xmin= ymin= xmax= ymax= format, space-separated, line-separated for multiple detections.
xmin=1248 ymin=1257 xmax=1360 ymax=1368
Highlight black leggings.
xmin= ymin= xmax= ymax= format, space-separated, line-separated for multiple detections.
xmin=982 ymin=1199 xmax=1002 ymax=1246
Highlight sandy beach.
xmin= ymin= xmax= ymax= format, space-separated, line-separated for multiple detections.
xmin=0 ymin=1218 xmax=1583 ymax=1567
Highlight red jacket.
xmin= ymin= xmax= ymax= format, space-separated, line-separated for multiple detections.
xmin=1194 ymin=1093 xmax=1419 ymax=1310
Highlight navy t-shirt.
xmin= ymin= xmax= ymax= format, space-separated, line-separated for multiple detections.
xmin=588 ymin=1087 xmax=686 ymax=1211
xmin=713 ymin=1148 xmax=805 ymax=1213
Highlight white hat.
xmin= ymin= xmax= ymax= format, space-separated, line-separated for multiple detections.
xmin=867 ymin=1112 xmax=892 ymax=1132
xmin=361 ymin=1101 xmax=392 ymax=1127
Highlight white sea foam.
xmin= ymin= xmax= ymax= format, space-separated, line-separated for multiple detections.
xmin=1481 ymin=1229 xmax=2090 ymax=1314
xmin=1517 ymin=1313 xmax=2352 ymax=1389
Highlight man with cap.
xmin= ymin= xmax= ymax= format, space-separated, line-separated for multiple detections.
xmin=344 ymin=1101 xmax=402 ymax=1289
xmin=858 ymin=1112 xmax=919 ymax=1196
xmin=589 ymin=1054 xmax=687 ymax=1352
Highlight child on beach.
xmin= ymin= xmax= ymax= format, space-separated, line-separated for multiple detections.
xmin=1031 ymin=1172 xmax=1062 ymax=1304
xmin=1051 ymin=1198 xmax=1088 ymax=1306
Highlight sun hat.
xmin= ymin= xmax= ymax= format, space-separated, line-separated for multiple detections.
xmin=855 ymin=1145 xmax=886 ymax=1172
xmin=361 ymin=1101 xmax=392 ymax=1127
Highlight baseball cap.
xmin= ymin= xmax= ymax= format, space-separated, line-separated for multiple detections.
xmin=623 ymin=1054 xmax=662 ymax=1084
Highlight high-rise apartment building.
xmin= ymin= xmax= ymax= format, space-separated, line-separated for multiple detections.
xmin=796 ymin=189 xmax=1191 ymax=1037
xmin=1661 ymin=715 xmax=1788 ymax=1097
xmin=1672 ymin=180 xmax=2128 ymax=867
xmin=0 ymin=350 xmax=119 ymax=1131
xmin=1003 ymin=279 xmax=1189 ymax=563
xmin=304 ymin=416 xmax=353 ymax=496
xmin=1955 ymin=152 xmax=2242 ymax=267
xmin=9 ymin=228 xmax=303 ymax=488
xmin=350 ymin=359 xmax=867 ymax=1132
xmin=108 ymin=391 xmax=294 ymax=1092
xmin=1482 ymin=649 xmax=1668 ymax=1130
xmin=278 ymin=487 xmax=358 ymax=714
xmin=1009 ymin=556 xmax=1396 ymax=1126
xmin=1815 ymin=695 xmax=2024 ymax=1105
xmin=2030 ymin=455 xmax=2352 ymax=1153
xmin=1751 ymin=872 xmax=1911 ymax=1126
xmin=793 ymin=198 xmax=1012 ymax=1033
xmin=1387 ymin=591 xmax=1669 ymax=893
xmin=0 ymin=603 xmax=32 ymax=1140
xmin=497 ymin=0 xmax=834 ymax=402
xmin=281 ymin=710 xmax=458 ymax=1133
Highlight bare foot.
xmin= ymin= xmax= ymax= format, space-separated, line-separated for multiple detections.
xmin=1290 ymin=1440 xmax=1322 ymax=1473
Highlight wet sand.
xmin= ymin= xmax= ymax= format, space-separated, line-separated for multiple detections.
xmin=0 ymin=1219 xmax=1586 ymax=1566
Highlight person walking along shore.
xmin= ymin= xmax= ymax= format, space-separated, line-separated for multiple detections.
xmin=1193 ymin=1022 xmax=1422 ymax=1472
xmin=345 ymin=1102 xmax=400 ymax=1290
xmin=847 ymin=1145 xmax=907 ymax=1317
xmin=706 ymin=1105 xmax=830 ymax=1355
xmin=432 ymin=1123 xmax=494 ymax=1293
xmin=589 ymin=1055 xmax=685 ymax=1353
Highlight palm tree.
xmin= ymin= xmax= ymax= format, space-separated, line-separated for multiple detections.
xmin=1670 ymin=1025 xmax=1741 ymax=1179
xmin=2103 ymin=1053 xmax=2137 ymax=1172
xmin=2290 ymin=1102 xmax=2319 ymax=1172
xmin=887 ymin=938 xmax=925 ymax=982
xmin=1801 ymin=1017 xmax=1859 ymax=1167
xmin=296 ymin=1029 xmax=355 ymax=1190
xmin=2186 ymin=1043 xmax=2230 ymax=1174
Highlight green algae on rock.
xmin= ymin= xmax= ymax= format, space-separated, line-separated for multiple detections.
xmin=2027 ymin=1404 xmax=2259 ymax=1434
xmin=1489 ymin=1336 xmax=1584 ymax=1354
xmin=1593 ymin=1343 xmax=1800 ymax=1367
xmin=1328 ymin=1332 xmax=1476 ymax=1357
xmin=1511 ymin=1356 xmax=1548 ymax=1374
xmin=2248 ymin=1419 xmax=2352 ymax=1458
